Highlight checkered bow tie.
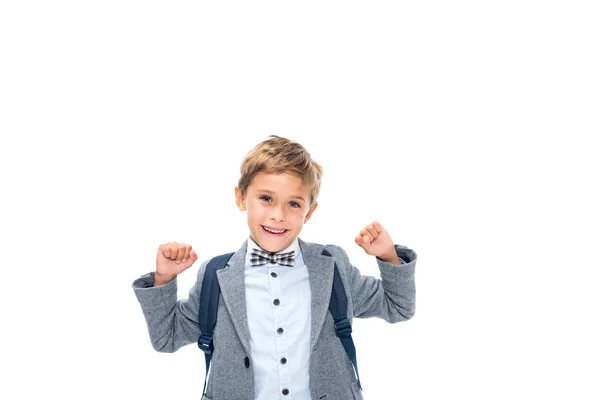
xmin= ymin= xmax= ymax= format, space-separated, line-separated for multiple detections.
xmin=250 ymin=248 xmax=295 ymax=267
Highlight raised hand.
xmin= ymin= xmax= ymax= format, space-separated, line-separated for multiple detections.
xmin=354 ymin=221 xmax=401 ymax=264
xmin=155 ymin=242 xmax=199 ymax=286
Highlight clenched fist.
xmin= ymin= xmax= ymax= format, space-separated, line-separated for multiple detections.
xmin=155 ymin=242 xmax=199 ymax=286
xmin=355 ymin=221 xmax=402 ymax=265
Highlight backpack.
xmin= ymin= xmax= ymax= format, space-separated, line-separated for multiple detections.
xmin=196 ymin=250 xmax=361 ymax=397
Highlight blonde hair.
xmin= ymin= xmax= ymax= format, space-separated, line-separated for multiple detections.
xmin=238 ymin=135 xmax=323 ymax=206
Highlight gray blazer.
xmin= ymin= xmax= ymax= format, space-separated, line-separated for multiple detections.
xmin=132 ymin=238 xmax=416 ymax=400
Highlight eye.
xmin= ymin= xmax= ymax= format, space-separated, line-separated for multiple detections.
xmin=289 ymin=201 xmax=301 ymax=208
xmin=260 ymin=195 xmax=272 ymax=202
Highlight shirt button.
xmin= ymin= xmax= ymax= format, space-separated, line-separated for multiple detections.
xmin=273 ymin=299 xmax=280 ymax=306
xmin=277 ymin=327 xmax=284 ymax=334
xmin=282 ymin=389 xmax=289 ymax=395
xmin=271 ymin=272 xmax=278 ymax=278
xmin=280 ymin=357 xmax=287 ymax=364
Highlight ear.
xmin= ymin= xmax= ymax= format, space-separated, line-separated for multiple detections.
xmin=235 ymin=187 xmax=246 ymax=211
xmin=304 ymin=202 xmax=318 ymax=224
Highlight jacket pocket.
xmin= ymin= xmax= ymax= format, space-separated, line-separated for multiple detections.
xmin=316 ymin=379 xmax=362 ymax=400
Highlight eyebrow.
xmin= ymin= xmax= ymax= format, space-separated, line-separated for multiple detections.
xmin=258 ymin=189 xmax=306 ymax=202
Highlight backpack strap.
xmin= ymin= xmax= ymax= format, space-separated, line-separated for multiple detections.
xmin=322 ymin=249 xmax=362 ymax=390
xmin=197 ymin=252 xmax=235 ymax=399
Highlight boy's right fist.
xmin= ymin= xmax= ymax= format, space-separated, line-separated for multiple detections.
xmin=155 ymin=242 xmax=199 ymax=286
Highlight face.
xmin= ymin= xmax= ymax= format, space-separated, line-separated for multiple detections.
xmin=235 ymin=172 xmax=318 ymax=253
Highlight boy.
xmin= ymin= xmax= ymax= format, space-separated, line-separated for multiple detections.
xmin=132 ymin=135 xmax=417 ymax=400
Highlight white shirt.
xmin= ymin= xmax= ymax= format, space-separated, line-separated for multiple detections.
xmin=245 ymin=237 xmax=312 ymax=400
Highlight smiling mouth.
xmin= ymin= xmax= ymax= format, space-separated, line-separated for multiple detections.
xmin=262 ymin=225 xmax=288 ymax=234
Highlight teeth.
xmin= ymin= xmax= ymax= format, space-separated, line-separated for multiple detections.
xmin=264 ymin=226 xmax=286 ymax=234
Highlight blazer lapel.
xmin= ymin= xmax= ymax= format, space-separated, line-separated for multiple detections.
xmin=216 ymin=241 xmax=252 ymax=355
xmin=299 ymin=238 xmax=336 ymax=351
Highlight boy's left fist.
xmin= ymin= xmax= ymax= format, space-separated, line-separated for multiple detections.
xmin=355 ymin=221 xmax=401 ymax=264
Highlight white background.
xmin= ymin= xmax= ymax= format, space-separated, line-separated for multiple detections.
xmin=1 ymin=1 xmax=599 ymax=399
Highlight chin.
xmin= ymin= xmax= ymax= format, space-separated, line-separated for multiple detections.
xmin=260 ymin=240 xmax=290 ymax=253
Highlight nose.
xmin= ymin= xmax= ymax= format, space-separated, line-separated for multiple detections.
xmin=270 ymin=204 xmax=285 ymax=222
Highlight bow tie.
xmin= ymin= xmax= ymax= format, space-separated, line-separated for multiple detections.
xmin=250 ymin=248 xmax=295 ymax=267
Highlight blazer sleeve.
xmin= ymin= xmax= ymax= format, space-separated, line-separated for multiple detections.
xmin=131 ymin=260 xmax=210 ymax=353
xmin=333 ymin=244 xmax=416 ymax=322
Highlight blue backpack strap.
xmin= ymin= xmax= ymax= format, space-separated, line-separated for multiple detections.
xmin=197 ymin=252 xmax=235 ymax=398
xmin=322 ymin=249 xmax=362 ymax=390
